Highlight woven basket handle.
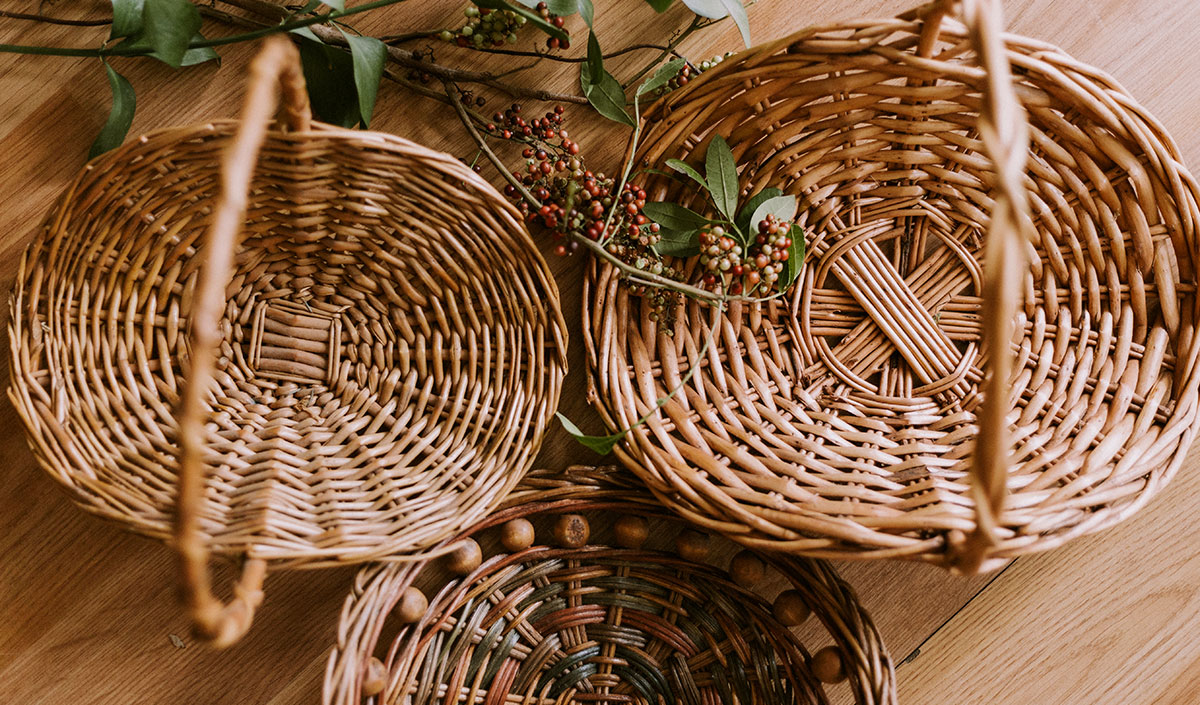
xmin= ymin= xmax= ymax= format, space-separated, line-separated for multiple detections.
xmin=909 ymin=0 xmax=1032 ymax=573
xmin=175 ymin=36 xmax=312 ymax=648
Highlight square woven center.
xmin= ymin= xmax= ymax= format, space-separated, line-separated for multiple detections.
xmin=245 ymin=300 xmax=341 ymax=385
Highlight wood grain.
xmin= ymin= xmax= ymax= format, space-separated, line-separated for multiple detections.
xmin=0 ymin=1 xmax=1197 ymax=704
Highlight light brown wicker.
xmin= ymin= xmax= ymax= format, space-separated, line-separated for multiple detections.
xmin=324 ymin=466 xmax=896 ymax=705
xmin=8 ymin=38 xmax=567 ymax=646
xmin=584 ymin=0 xmax=1200 ymax=572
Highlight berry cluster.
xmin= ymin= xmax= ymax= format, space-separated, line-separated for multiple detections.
xmin=485 ymin=102 xmax=574 ymax=144
xmin=439 ymin=6 xmax=526 ymax=47
xmin=653 ymin=52 xmax=733 ymax=96
xmin=698 ymin=214 xmax=794 ymax=295
xmin=438 ymin=3 xmax=570 ymax=50
xmin=532 ymin=2 xmax=572 ymax=50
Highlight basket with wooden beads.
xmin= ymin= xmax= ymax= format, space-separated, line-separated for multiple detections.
xmin=323 ymin=466 xmax=895 ymax=705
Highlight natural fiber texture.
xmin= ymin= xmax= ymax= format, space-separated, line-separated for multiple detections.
xmin=8 ymin=39 xmax=567 ymax=642
xmin=325 ymin=466 xmax=895 ymax=705
xmin=584 ymin=0 xmax=1200 ymax=570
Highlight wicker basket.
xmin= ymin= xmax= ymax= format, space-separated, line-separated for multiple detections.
xmin=584 ymin=0 xmax=1200 ymax=572
xmin=7 ymin=38 xmax=567 ymax=645
xmin=324 ymin=465 xmax=895 ymax=705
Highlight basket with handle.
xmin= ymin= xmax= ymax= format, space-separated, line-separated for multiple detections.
xmin=584 ymin=0 xmax=1200 ymax=573
xmin=324 ymin=465 xmax=895 ymax=705
xmin=8 ymin=37 xmax=567 ymax=646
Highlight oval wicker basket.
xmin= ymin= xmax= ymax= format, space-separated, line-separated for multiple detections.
xmin=584 ymin=0 xmax=1200 ymax=572
xmin=324 ymin=465 xmax=895 ymax=705
xmin=7 ymin=38 xmax=567 ymax=645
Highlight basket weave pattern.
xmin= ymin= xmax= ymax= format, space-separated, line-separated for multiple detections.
xmin=8 ymin=40 xmax=567 ymax=643
xmin=325 ymin=467 xmax=895 ymax=705
xmin=585 ymin=4 xmax=1200 ymax=567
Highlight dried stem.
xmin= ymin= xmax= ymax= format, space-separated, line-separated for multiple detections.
xmin=305 ymin=23 xmax=587 ymax=104
xmin=0 ymin=9 xmax=110 ymax=26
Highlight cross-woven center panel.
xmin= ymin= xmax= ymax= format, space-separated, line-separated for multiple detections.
xmin=584 ymin=19 xmax=1200 ymax=564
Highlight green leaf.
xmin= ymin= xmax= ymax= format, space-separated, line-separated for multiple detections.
xmin=748 ymin=195 xmax=797 ymax=232
xmin=681 ymin=0 xmax=749 ymax=46
xmin=140 ymin=0 xmax=202 ymax=68
xmin=320 ymin=0 xmax=345 ymax=9
xmin=298 ymin=0 xmax=323 ymax=12
xmin=643 ymin=201 xmax=710 ymax=231
xmin=577 ymin=0 xmax=594 ymax=27
xmin=297 ymin=36 xmax=360 ymax=128
xmin=342 ymin=32 xmax=386 ymax=127
xmin=735 ymin=187 xmax=782 ymax=233
xmin=476 ymin=0 xmax=569 ymax=41
xmin=778 ymin=223 xmax=806 ymax=293
xmin=654 ymin=228 xmax=701 ymax=257
xmin=290 ymin=26 xmax=322 ymax=43
xmin=556 ymin=413 xmax=624 ymax=456
xmin=645 ymin=0 xmax=674 ymax=10
xmin=718 ymin=0 xmax=750 ymax=46
xmin=665 ymin=158 xmax=706 ymax=190
xmin=704 ymin=134 xmax=739 ymax=220
xmin=179 ymin=33 xmax=219 ymax=67
xmin=89 ymin=63 xmax=136 ymax=159
xmin=109 ymin=0 xmax=144 ymax=40
xmin=637 ymin=57 xmax=686 ymax=97
xmin=680 ymin=0 xmax=726 ymax=18
xmin=580 ymin=33 xmax=634 ymax=126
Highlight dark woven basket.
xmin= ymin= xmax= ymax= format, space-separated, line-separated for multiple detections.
xmin=324 ymin=466 xmax=896 ymax=705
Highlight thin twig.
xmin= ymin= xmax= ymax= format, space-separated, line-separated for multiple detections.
xmin=621 ymin=16 xmax=709 ymax=89
xmin=0 ymin=9 xmax=109 ymax=26
xmin=0 ymin=0 xmax=404 ymax=57
xmin=392 ymin=40 xmax=681 ymax=64
xmin=308 ymin=23 xmax=588 ymax=104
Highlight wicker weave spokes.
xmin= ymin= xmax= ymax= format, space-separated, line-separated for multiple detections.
xmin=325 ymin=467 xmax=896 ymax=705
xmin=399 ymin=548 xmax=819 ymax=705
xmin=585 ymin=1 xmax=1200 ymax=568
xmin=8 ymin=40 xmax=566 ymax=646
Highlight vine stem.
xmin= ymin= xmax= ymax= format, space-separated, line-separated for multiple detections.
xmin=306 ymin=24 xmax=587 ymax=104
xmin=444 ymin=83 xmax=724 ymax=304
xmin=621 ymin=15 xmax=708 ymax=89
xmin=0 ymin=0 xmax=406 ymax=57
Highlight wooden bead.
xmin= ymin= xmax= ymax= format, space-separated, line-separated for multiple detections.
xmin=362 ymin=656 xmax=386 ymax=696
xmin=614 ymin=515 xmax=648 ymax=549
xmin=501 ymin=518 xmax=536 ymax=552
xmin=812 ymin=646 xmax=847 ymax=683
xmin=730 ymin=550 xmax=765 ymax=586
xmin=675 ymin=530 xmax=710 ymax=562
xmin=773 ymin=589 xmax=811 ymax=626
xmin=445 ymin=538 xmax=482 ymax=575
xmin=553 ymin=514 xmax=590 ymax=548
xmin=395 ymin=586 xmax=428 ymax=624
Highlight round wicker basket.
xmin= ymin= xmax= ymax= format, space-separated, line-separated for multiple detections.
xmin=7 ymin=39 xmax=567 ymax=645
xmin=584 ymin=0 xmax=1200 ymax=571
xmin=324 ymin=466 xmax=895 ymax=705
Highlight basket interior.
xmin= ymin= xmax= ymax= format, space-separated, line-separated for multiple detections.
xmin=11 ymin=123 xmax=564 ymax=565
xmin=587 ymin=19 xmax=1200 ymax=560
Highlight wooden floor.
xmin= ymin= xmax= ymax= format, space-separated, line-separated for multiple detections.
xmin=2 ymin=1 xmax=1199 ymax=703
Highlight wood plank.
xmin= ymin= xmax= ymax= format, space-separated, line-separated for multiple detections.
xmin=898 ymin=442 xmax=1200 ymax=705
xmin=0 ymin=0 xmax=1197 ymax=704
